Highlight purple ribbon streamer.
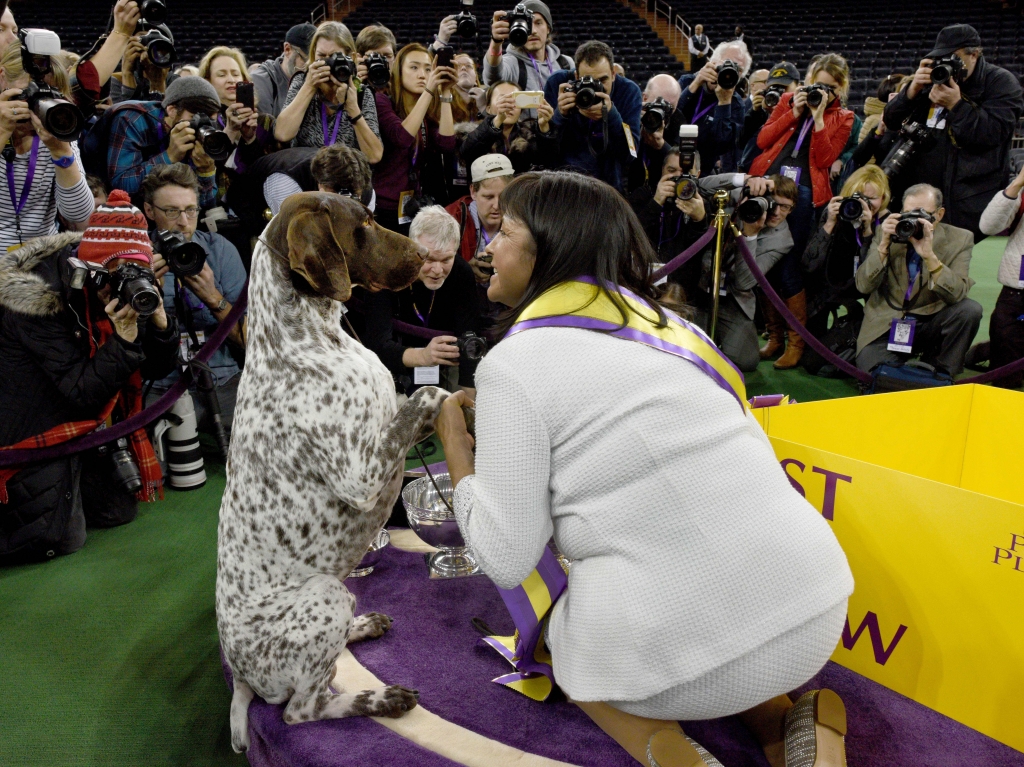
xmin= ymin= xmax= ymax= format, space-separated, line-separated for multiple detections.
xmin=6 ymin=135 xmax=40 ymax=216
xmin=652 ymin=224 xmax=718 ymax=281
xmin=0 ymin=281 xmax=249 ymax=465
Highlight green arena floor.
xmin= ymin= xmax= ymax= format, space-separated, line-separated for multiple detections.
xmin=0 ymin=237 xmax=1017 ymax=767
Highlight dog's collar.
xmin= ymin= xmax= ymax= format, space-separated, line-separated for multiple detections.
xmin=258 ymin=235 xmax=290 ymax=266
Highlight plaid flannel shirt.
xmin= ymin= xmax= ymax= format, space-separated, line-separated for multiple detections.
xmin=106 ymin=101 xmax=217 ymax=208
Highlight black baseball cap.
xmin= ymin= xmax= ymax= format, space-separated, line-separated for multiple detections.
xmin=767 ymin=62 xmax=800 ymax=87
xmin=926 ymin=24 xmax=982 ymax=59
xmin=285 ymin=23 xmax=317 ymax=52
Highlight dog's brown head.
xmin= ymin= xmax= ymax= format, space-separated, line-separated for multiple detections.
xmin=270 ymin=193 xmax=426 ymax=302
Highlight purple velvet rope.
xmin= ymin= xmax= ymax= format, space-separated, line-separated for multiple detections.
xmin=0 ymin=281 xmax=250 ymax=466
xmin=651 ymin=225 xmax=718 ymax=281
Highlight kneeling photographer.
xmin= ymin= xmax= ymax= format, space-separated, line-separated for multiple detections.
xmin=360 ymin=205 xmax=482 ymax=398
xmin=855 ymin=183 xmax=981 ymax=377
xmin=881 ymin=24 xmax=1023 ymax=240
xmin=141 ymin=164 xmax=246 ymax=438
xmin=0 ymin=193 xmax=178 ymax=564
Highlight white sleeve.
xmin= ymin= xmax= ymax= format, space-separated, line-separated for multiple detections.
xmin=979 ymin=187 xmax=1020 ymax=236
xmin=453 ymin=355 xmax=553 ymax=590
xmin=54 ymin=143 xmax=95 ymax=225
xmin=263 ymin=173 xmax=304 ymax=215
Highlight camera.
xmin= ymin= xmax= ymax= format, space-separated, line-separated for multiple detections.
xmin=189 ymin=114 xmax=232 ymax=161
xmin=65 ymin=257 xmax=162 ymax=316
xmin=98 ymin=432 xmax=144 ymax=496
xmin=640 ymin=97 xmax=672 ymax=133
xmin=762 ymin=85 xmax=786 ymax=109
xmin=153 ymin=230 xmax=206 ymax=278
xmin=567 ymin=76 xmax=604 ymax=110
xmin=930 ymin=55 xmax=967 ymax=86
xmin=838 ymin=193 xmax=869 ymax=224
xmin=799 ymin=83 xmax=831 ymax=108
xmin=138 ymin=0 xmax=167 ymax=25
xmin=892 ymin=209 xmax=935 ymax=243
xmin=364 ymin=52 xmax=390 ymax=89
xmin=324 ymin=51 xmax=355 ymax=83
xmin=457 ymin=331 xmax=487 ymax=361
xmin=715 ymin=60 xmax=741 ymax=91
xmin=502 ymin=3 xmax=533 ymax=48
xmin=138 ymin=23 xmax=176 ymax=69
xmin=455 ymin=0 xmax=477 ymax=37
xmin=666 ymin=124 xmax=699 ymax=206
xmin=737 ymin=188 xmax=777 ymax=224
xmin=881 ymin=120 xmax=926 ymax=179
xmin=20 ymin=80 xmax=84 ymax=142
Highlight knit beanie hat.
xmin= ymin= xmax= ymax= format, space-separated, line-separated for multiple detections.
xmin=162 ymin=75 xmax=221 ymax=113
xmin=77 ymin=190 xmax=153 ymax=266
xmin=522 ymin=0 xmax=553 ymax=33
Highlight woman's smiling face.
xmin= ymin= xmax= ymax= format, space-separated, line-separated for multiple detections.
xmin=484 ymin=215 xmax=536 ymax=307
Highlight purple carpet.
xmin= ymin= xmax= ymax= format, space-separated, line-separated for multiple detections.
xmin=225 ymin=544 xmax=1024 ymax=767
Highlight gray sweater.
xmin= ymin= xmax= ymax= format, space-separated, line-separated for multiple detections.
xmin=482 ymin=43 xmax=574 ymax=91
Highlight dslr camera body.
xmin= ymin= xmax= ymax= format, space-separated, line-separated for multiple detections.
xmin=153 ymin=230 xmax=207 ymax=278
xmin=640 ymin=97 xmax=672 ymax=133
xmin=762 ymin=84 xmax=786 ymax=109
xmin=881 ymin=119 xmax=927 ymax=179
xmin=502 ymin=3 xmax=534 ymax=48
xmin=715 ymin=60 xmax=741 ymax=91
xmin=189 ymin=114 xmax=232 ymax=161
xmin=455 ymin=0 xmax=477 ymax=38
xmin=568 ymin=76 xmax=605 ymax=110
xmin=457 ymin=331 xmax=487 ymax=361
xmin=325 ymin=52 xmax=355 ymax=83
xmin=363 ymin=52 xmax=390 ymax=89
xmin=891 ymin=209 xmax=936 ymax=243
xmin=838 ymin=192 xmax=869 ymax=224
xmin=18 ymin=29 xmax=86 ymax=142
xmin=799 ymin=83 xmax=832 ymax=108
xmin=930 ymin=55 xmax=967 ymax=86
xmin=65 ymin=256 xmax=162 ymax=316
xmin=667 ymin=125 xmax=700 ymax=206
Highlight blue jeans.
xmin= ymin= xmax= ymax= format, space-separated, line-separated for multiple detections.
xmin=768 ymin=185 xmax=816 ymax=299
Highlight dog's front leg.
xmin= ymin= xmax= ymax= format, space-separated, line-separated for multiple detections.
xmin=378 ymin=385 xmax=449 ymax=472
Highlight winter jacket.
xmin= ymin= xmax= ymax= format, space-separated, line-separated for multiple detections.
xmin=750 ymin=93 xmax=854 ymax=208
xmin=882 ymin=56 xmax=1023 ymax=239
xmin=0 ymin=233 xmax=178 ymax=561
xmin=459 ymin=116 xmax=559 ymax=174
xmin=446 ymin=196 xmax=482 ymax=263
xmin=802 ymin=220 xmax=872 ymax=322
xmin=675 ymin=76 xmax=746 ymax=173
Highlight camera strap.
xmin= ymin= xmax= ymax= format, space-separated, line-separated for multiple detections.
xmin=5 ymin=135 xmax=40 ymax=244
xmin=689 ymin=89 xmax=715 ymax=124
xmin=320 ymin=101 xmax=343 ymax=146
xmin=791 ymin=117 xmax=813 ymax=158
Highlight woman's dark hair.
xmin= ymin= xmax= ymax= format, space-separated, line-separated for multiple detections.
xmin=493 ymin=171 xmax=674 ymax=339
xmin=876 ymin=73 xmax=905 ymax=102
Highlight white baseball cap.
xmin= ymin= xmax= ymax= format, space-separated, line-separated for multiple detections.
xmin=470 ymin=154 xmax=514 ymax=184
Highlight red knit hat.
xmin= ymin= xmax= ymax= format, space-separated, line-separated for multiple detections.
xmin=77 ymin=190 xmax=153 ymax=266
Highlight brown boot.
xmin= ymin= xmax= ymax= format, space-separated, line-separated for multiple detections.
xmin=774 ymin=290 xmax=807 ymax=369
xmin=759 ymin=298 xmax=786 ymax=360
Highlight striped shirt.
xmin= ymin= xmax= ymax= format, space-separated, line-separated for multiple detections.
xmin=0 ymin=140 xmax=94 ymax=251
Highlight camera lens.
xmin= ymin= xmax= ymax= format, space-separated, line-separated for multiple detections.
xmin=508 ymin=20 xmax=529 ymax=47
xmin=120 ymin=277 xmax=161 ymax=316
xmin=456 ymin=12 xmax=477 ymax=37
xmin=838 ymin=198 xmax=863 ymax=223
xmin=763 ymin=88 xmax=781 ymax=109
xmin=139 ymin=0 xmax=167 ymax=25
xmin=894 ymin=217 xmax=922 ymax=241
xmin=146 ymin=37 xmax=175 ymax=68
xmin=737 ymin=197 xmax=770 ymax=224
xmin=164 ymin=239 xmax=207 ymax=278
xmin=675 ymin=177 xmax=697 ymax=201
xmin=931 ymin=64 xmax=952 ymax=85
xmin=805 ymin=88 xmax=823 ymax=108
xmin=458 ymin=333 xmax=487 ymax=361
xmin=641 ymin=107 xmax=664 ymax=132
xmin=110 ymin=437 xmax=144 ymax=495
xmin=716 ymin=62 xmax=740 ymax=91
xmin=366 ymin=55 xmax=390 ymax=89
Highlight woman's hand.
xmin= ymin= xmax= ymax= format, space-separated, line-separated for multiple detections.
xmin=809 ymin=90 xmax=828 ymax=129
xmin=0 ymin=89 xmax=30 ymax=135
xmin=791 ymin=88 xmax=808 ymax=119
xmin=859 ymin=197 xmax=874 ymax=236
xmin=113 ymin=0 xmax=140 ymax=36
xmin=491 ymin=91 xmax=517 ymax=128
xmin=341 ymin=79 xmax=360 ymax=117
xmin=435 ymin=15 xmax=457 ymax=46
xmin=303 ymin=60 xmax=333 ymax=95
xmin=106 ymin=299 xmax=139 ymax=343
xmin=435 ymin=390 xmax=476 ymax=457
xmin=1006 ymin=161 xmax=1024 ymax=198
xmin=149 ymin=298 xmax=169 ymax=331
xmin=536 ymin=97 xmax=554 ymax=133
xmin=29 ymin=112 xmax=73 ymax=157
xmin=429 ymin=65 xmax=456 ymax=97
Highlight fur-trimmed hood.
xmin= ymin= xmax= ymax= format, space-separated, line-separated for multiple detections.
xmin=0 ymin=231 xmax=83 ymax=317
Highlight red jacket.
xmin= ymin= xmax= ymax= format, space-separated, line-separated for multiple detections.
xmin=750 ymin=92 xmax=854 ymax=208
xmin=445 ymin=196 xmax=478 ymax=263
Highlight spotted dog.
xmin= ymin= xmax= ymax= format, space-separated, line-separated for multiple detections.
xmin=216 ymin=193 xmax=448 ymax=752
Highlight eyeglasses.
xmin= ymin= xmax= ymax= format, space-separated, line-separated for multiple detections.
xmin=774 ymin=201 xmax=794 ymax=212
xmin=153 ymin=205 xmax=200 ymax=220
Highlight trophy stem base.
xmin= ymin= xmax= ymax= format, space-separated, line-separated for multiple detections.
xmin=425 ymin=548 xmax=482 ymax=578
xmin=347 ymin=565 xmax=375 ymax=578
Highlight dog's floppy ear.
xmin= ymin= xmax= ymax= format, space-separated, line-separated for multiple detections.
xmin=285 ymin=209 xmax=352 ymax=301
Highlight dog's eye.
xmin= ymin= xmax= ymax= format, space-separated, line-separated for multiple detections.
xmin=362 ymin=218 xmax=372 ymax=228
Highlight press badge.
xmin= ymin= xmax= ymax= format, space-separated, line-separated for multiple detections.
xmin=398 ymin=190 xmax=415 ymax=225
xmin=414 ymin=365 xmax=440 ymax=385
xmin=926 ymin=106 xmax=947 ymax=130
xmin=780 ymin=166 xmax=801 ymax=184
xmin=887 ymin=317 xmax=915 ymax=353
xmin=623 ymin=124 xmax=638 ymax=159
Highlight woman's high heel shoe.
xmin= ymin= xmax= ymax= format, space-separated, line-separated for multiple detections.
xmin=783 ymin=689 xmax=848 ymax=767
xmin=646 ymin=729 xmax=724 ymax=767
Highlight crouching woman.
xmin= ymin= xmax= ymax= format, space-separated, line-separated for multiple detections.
xmin=435 ymin=171 xmax=854 ymax=767
xmin=0 ymin=192 xmax=178 ymax=564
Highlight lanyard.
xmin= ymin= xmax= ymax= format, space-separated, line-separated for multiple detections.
xmin=690 ymin=89 xmax=715 ymax=124
xmin=6 ymin=135 xmax=41 ymax=243
xmin=528 ymin=52 xmax=553 ymax=78
xmin=321 ymin=102 xmax=343 ymax=146
xmin=479 ymin=226 xmax=493 ymax=246
xmin=791 ymin=117 xmax=813 ymax=157
xmin=411 ymin=289 xmax=436 ymax=326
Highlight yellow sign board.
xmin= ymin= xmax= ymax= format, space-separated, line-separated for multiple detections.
xmin=756 ymin=385 xmax=1024 ymax=752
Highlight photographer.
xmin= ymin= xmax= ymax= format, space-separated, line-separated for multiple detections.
xmin=112 ymin=22 xmax=174 ymax=103
xmin=544 ymin=41 xmax=642 ymax=193
xmin=460 ymin=80 xmax=556 ymax=173
xmin=0 ymin=194 xmax=178 ymax=563
xmin=855 ymin=183 xmax=981 ymax=376
xmin=250 ymin=23 xmax=315 ymax=118
xmin=94 ymin=75 xmax=220 ymax=209
xmin=738 ymin=63 xmax=797 ymax=172
xmin=372 ymin=43 xmax=457 ymax=233
xmin=483 ymin=0 xmax=574 ymax=95
xmin=59 ymin=0 xmax=142 ymax=111
xmin=676 ymin=40 xmax=750 ymax=173
xmin=453 ymin=53 xmax=487 ymax=117
xmin=0 ymin=40 xmax=94 ymax=250
xmin=141 ymin=163 xmax=245 ymax=434
xmin=881 ymin=24 xmax=1023 ymax=241
xmin=628 ymin=74 xmax=683 ymax=194
xmin=688 ymin=24 xmax=711 ymax=72
xmin=360 ymin=205 xmax=481 ymax=397
xmin=275 ymin=22 xmax=382 ymax=164
xmin=801 ymin=165 xmax=889 ymax=339
xmin=354 ymin=24 xmax=396 ymax=87
xmin=259 ymin=143 xmax=373 ymax=218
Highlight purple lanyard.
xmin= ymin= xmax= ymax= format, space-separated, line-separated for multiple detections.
xmin=792 ymin=118 xmax=813 ymax=156
xmin=321 ymin=102 xmax=343 ymax=146
xmin=412 ymin=291 xmax=435 ymax=326
xmin=904 ymin=250 xmax=922 ymax=304
xmin=479 ymin=225 xmax=493 ymax=246
xmin=528 ymin=53 xmax=553 ymax=78
xmin=690 ymin=89 xmax=715 ymax=124
xmin=6 ymin=135 xmax=41 ymax=218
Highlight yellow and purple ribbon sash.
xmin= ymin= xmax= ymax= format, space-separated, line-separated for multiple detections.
xmin=506 ymin=277 xmax=747 ymax=410
xmin=480 ymin=546 xmax=567 ymax=701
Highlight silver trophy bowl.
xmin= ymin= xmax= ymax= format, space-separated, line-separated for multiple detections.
xmin=402 ymin=473 xmax=481 ymax=578
xmin=347 ymin=528 xmax=390 ymax=578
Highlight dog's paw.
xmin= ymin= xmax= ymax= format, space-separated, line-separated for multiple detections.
xmin=348 ymin=612 xmax=392 ymax=642
xmin=230 ymin=726 xmax=250 ymax=754
xmin=371 ymin=685 xmax=420 ymax=719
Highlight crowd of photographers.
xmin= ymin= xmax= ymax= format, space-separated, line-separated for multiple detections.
xmin=1 ymin=0 xmax=1023 ymax=562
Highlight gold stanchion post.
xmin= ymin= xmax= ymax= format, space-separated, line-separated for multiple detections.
xmin=708 ymin=189 xmax=731 ymax=341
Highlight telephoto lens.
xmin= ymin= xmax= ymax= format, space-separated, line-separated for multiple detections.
xmin=715 ymin=60 xmax=740 ymax=90
xmin=20 ymin=81 xmax=84 ymax=141
xmin=189 ymin=114 xmax=232 ymax=161
xmin=110 ymin=437 xmax=144 ymax=496
xmin=165 ymin=392 xmax=207 ymax=490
